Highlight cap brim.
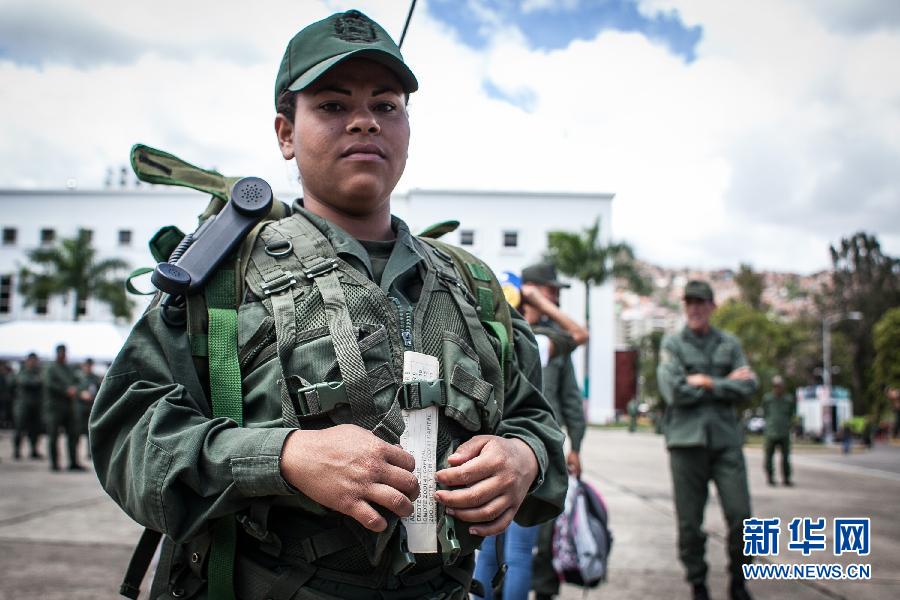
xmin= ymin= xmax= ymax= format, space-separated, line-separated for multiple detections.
xmin=683 ymin=293 xmax=712 ymax=301
xmin=287 ymin=48 xmax=418 ymax=94
xmin=523 ymin=278 xmax=571 ymax=289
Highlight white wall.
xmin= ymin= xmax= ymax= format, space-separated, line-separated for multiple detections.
xmin=1 ymin=187 xmax=616 ymax=422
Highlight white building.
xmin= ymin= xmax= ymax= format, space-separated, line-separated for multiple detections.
xmin=0 ymin=187 xmax=616 ymax=422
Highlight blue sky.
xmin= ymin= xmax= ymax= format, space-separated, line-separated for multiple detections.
xmin=427 ymin=0 xmax=702 ymax=61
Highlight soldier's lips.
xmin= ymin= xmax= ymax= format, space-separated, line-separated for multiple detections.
xmin=341 ymin=144 xmax=386 ymax=161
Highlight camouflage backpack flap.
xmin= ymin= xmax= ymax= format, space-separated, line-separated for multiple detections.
xmin=418 ymin=237 xmax=514 ymax=388
xmin=130 ymin=143 xmax=241 ymax=220
xmin=128 ymin=144 xmax=291 ymax=354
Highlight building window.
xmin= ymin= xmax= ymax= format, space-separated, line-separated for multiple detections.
xmin=0 ymin=275 xmax=12 ymax=314
xmin=460 ymin=230 xmax=475 ymax=246
xmin=118 ymin=229 xmax=132 ymax=246
xmin=40 ymin=228 xmax=55 ymax=246
xmin=77 ymin=296 xmax=88 ymax=317
xmin=2 ymin=228 xmax=16 ymax=246
xmin=35 ymin=296 xmax=48 ymax=315
xmin=503 ymin=231 xmax=519 ymax=248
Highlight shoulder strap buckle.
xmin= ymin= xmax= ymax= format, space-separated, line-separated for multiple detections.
xmin=303 ymin=258 xmax=339 ymax=279
xmin=260 ymin=270 xmax=297 ymax=295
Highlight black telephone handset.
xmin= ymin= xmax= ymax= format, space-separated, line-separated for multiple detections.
xmin=152 ymin=177 xmax=273 ymax=296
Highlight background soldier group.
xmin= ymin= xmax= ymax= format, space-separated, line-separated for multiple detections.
xmin=7 ymin=344 xmax=100 ymax=471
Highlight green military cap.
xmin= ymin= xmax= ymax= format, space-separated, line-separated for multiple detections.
xmin=274 ymin=9 xmax=419 ymax=107
xmin=522 ymin=262 xmax=570 ymax=289
xmin=683 ymin=279 xmax=714 ymax=302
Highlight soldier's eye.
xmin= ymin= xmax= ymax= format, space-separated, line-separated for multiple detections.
xmin=375 ymin=101 xmax=397 ymax=113
xmin=319 ymin=102 xmax=344 ymax=112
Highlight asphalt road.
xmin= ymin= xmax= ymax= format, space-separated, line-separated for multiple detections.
xmin=0 ymin=429 xmax=898 ymax=599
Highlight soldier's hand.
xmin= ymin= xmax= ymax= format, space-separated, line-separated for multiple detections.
xmin=433 ymin=435 xmax=538 ymax=537
xmin=686 ymin=374 xmax=713 ymax=389
xmin=728 ymin=366 xmax=755 ymax=381
xmin=279 ymin=425 xmax=419 ymax=533
xmin=566 ymin=450 xmax=582 ymax=478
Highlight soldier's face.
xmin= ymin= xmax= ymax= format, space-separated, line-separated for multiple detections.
xmin=536 ymin=284 xmax=559 ymax=306
xmin=277 ymin=59 xmax=410 ymax=216
xmin=684 ymin=298 xmax=715 ymax=331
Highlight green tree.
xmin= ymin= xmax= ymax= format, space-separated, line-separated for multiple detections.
xmin=710 ymin=301 xmax=844 ymax=407
xmin=18 ymin=230 xmax=132 ymax=321
xmin=873 ymin=307 xmax=900 ymax=419
xmin=820 ymin=232 xmax=900 ymax=414
xmin=734 ymin=263 xmax=766 ymax=310
xmin=546 ymin=217 xmax=650 ymax=395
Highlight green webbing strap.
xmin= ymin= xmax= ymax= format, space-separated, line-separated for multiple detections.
xmin=125 ymin=267 xmax=155 ymax=296
xmin=206 ymin=268 xmax=242 ymax=600
xmin=475 ymin=285 xmax=509 ymax=369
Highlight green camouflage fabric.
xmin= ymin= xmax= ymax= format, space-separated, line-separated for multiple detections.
xmin=91 ymin=204 xmax=566 ymax=600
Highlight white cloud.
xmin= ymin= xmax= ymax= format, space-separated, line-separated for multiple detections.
xmin=1 ymin=0 xmax=898 ymax=273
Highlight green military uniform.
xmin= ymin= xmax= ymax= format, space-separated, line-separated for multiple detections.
xmin=761 ymin=391 xmax=795 ymax=485
xmin=627 ymin=397 xmax=639 ymax=432
xmin=13 ymin=362 xmax=44 ymax=459
xmin=76 ymin=368 xmax=101 ymax=459
xmin=531 ymin=324 xmax=585 ymax=600
xmin=44 ymin=360 xmax=79 ymax=470
xmin=91 ymin=205 xmax=567 ymax=600
xmin=658 ymin=326 xmax=757 ymax=585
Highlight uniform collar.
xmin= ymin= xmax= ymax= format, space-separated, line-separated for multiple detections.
xmin=290 ymin=199 xmax=425 ymax=290
xmin=681 ymin=325 xmax=721 ymax=346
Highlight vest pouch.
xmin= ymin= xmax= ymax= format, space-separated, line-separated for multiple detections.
xmin=287 ymin=323 xmax=397 ymax=418
xmin=440 ymin=332 xmax=498 ymax=432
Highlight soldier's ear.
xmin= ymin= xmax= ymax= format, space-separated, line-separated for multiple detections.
xmin=275 ymin=114 xmax=295 ymax=160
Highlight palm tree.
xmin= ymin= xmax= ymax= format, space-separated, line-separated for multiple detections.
xmin=546 ymin=217 xmax=649 ymax=396
xmin=18 ymin=230 xmax=132 ymax=321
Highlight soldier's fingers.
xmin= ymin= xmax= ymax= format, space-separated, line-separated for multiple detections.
xmin=434 ymin=476 xmax=500 ymax=509
xmin=434 ymin=454 xmax=493 ymax=488
xmin=466 ymin=507 xmax=517 ymax=537
xmin=444 ymin=494 xmax=508 ymax=523
xmin=347 ymin=500 xmax=388 ymax=533
xmin=382 ymin=443 xmax=416 ymax=472
xmin=379 ymin=464 xmax=420 ymax=501
xmin=367 ymin=483 xmax=415 ymax=518
xmin=446 ymin=435 xmax=491 ymax=466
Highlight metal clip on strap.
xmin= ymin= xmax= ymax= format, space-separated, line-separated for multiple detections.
xmin=261 ymin=271 xmax=296 ymax=296
xmin=303 ymin=258 xmax=338 ymax=279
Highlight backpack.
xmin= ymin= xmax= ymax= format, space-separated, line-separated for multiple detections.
xmin=552 ymin=476 xmax=613 ymax=588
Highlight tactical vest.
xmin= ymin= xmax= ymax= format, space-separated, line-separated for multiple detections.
xmin=229 ymin=212 xmax=504 ymax=581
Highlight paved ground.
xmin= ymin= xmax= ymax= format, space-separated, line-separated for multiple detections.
xmin=0 ymin=429 xmax=898 ymax=599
